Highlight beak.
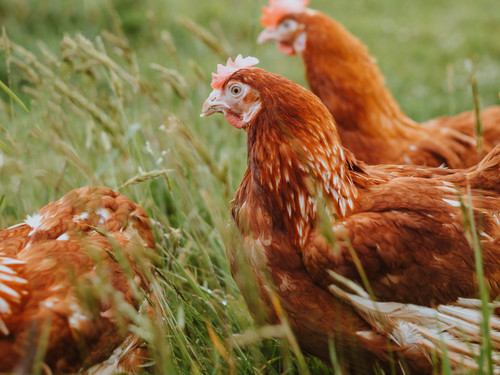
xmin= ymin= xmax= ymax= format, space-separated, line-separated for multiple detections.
xmin=257 ymin=27 xmax=280 ymax=44
xmin=200 ymin=89 xmax=228 ymax=117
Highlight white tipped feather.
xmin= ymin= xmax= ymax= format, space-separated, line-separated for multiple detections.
xmin=0 ymin=283 xmax=21 ymax=300
xmin=0 ymin=296 xmax=11 ymax=314
xmin=0 ymin=264 xmax=16 ymax=275
xmin=0 ymin=256 xmax=27 ymax=336
xmin=0 ymin=273 xmax=28 ymax=285
xmin=0 ymin=258 xmax=25 ymax=266
xmin=0 ymin=317 xmax=9 ymax=335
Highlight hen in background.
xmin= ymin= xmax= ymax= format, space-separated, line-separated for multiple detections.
xmin=201 ymin=56 xmax=500 ymax=373
xmin=0 ymin=186 xmax=155 ymax=373
xmin=258 ymin=0 xmax=500 ymax=167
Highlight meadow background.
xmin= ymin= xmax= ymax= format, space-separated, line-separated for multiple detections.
xmin=0 ymin=0 xmax=499 ymax=373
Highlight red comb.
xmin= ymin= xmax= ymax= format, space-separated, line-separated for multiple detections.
xmin=211 ymin=55 xmax=260 ymax=89
xmin=261 ymin=0 xmax=310 ymax=27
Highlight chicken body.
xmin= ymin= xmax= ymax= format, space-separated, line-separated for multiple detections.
xmin=0 ymin=186 xmax=154 ymax=373
xmin=258 ymin=4 xmax=500 ymax=167
xmin=202 ymin=60 xmax=500 ymax=372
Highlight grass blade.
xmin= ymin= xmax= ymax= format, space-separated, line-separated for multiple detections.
xmin=0 ymin=79 xmax=29 ymax=113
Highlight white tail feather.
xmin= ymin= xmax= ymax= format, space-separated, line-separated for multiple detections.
xmin=83 ymin=333 xmax=144 ymax=374
xmin=327 ymin=271 xmax=500 ymax=373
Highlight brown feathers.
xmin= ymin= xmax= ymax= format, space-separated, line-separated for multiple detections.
xmin=203 ymin=64 xmax=500 ymax=372
xmin=0 ymin=186 xmax=154 ymax=373
xmin=261 ymin=9 xmax=500 ymax=167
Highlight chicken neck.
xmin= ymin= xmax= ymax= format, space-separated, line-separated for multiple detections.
xmin=300 ymin=11 xmax=419 ymax=141
xmin=244 ymin=110 xmax=364 ymax=250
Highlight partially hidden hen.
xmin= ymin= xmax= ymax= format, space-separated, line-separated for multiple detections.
xmin=201 ymin=56 xmax=500 ymax=373
xmin=257 ymin=0 xmax=500 ymax=167
xmin=0 ymin=186 xmax=155 ymax=373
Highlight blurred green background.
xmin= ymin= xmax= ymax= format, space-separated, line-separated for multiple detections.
xmin=0 ymin=0 xmax=499 ymax=373
xmin=2 ymin=0 xmax=499 ymax=118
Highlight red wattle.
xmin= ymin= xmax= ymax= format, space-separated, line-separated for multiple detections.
xmin=278 ymin=42 xmax=296 ymax=56
xmin=224 ymin=112 xmax=245 ymax=129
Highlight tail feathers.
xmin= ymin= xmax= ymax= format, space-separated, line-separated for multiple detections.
xmin=427 ymin=105 xmax=500 ymax=153
xmin=84 ymin=333 xmax=148 ymax=375
xmin=468 ymin=144 xmax=500 ymax=190
xmin=327 ymin=271 xmax=500 ymax=372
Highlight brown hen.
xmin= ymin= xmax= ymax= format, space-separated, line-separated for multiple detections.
xmin=257 ymin=0 xmax=500 ymax=167
xmin=201 ymin=56 xmax=500 ymax=373
xmin=0 ymin=186 xmax=154 ymax=373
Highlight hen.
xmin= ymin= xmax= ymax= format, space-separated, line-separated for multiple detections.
xmin=257 ymin=0 xmax=500 ymax=167
xmin=0 ymin=186 xmax=155 ymax=373
xmin=201 ymin=56 xmax=500 ymax=373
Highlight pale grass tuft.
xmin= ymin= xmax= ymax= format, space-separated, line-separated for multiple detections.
xmin=63 ymin=34 xmax=140 ymax=91
xmin=151 ymin=63 xmax=188 ymax=99
xmin=166 ymin=116 xmax=229 ymax=186
xmin=160 ymin=30 xmax=181 ymax=68
xmin=10 ymin=57 xmax=42 ymax=87
xmin=2 ymin=39 xmax=120 ymax=138
xmin=118 ymin=169 xmax=173 ymax=190
xmin=177 ymin=16 xmax=231 ymax=58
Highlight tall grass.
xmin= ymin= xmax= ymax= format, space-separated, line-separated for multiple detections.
xmin=1 ymin=0 xmax=499 ymax=373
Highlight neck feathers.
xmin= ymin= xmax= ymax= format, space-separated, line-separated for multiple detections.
xmin=301 ymin=11 xmax=417 ymax=136
xmin=246 ymin=110 xmax=360 ymax=246
xmin=231 ymin=69 xmax=363 ymax=246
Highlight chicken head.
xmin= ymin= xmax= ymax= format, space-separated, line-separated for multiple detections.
xmin=258 ymin=0 xmax=309 ymax=55
xmin=201 ymin=55 xmax=262 ymax=129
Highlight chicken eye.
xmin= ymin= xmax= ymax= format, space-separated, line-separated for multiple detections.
xmin=279 ymin=19 xmax=297 ymax=32
xmin=230 ymin=85 xmax=243 ymax=96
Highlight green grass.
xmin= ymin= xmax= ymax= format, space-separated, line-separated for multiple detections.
xmin=1 ymin=0 xmax=499 ymax=373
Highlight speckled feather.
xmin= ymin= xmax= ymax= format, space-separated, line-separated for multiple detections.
xmin=0 ymin=186 xmax=154 ymax=373
xmin=263 ymin=9 xmax=500 ymax=167
xmin=224 ymin=67 xmax=500 ymax=372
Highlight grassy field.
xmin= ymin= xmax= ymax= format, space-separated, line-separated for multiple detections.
xmin=1 ymin=0 xmax=499 ymax=373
